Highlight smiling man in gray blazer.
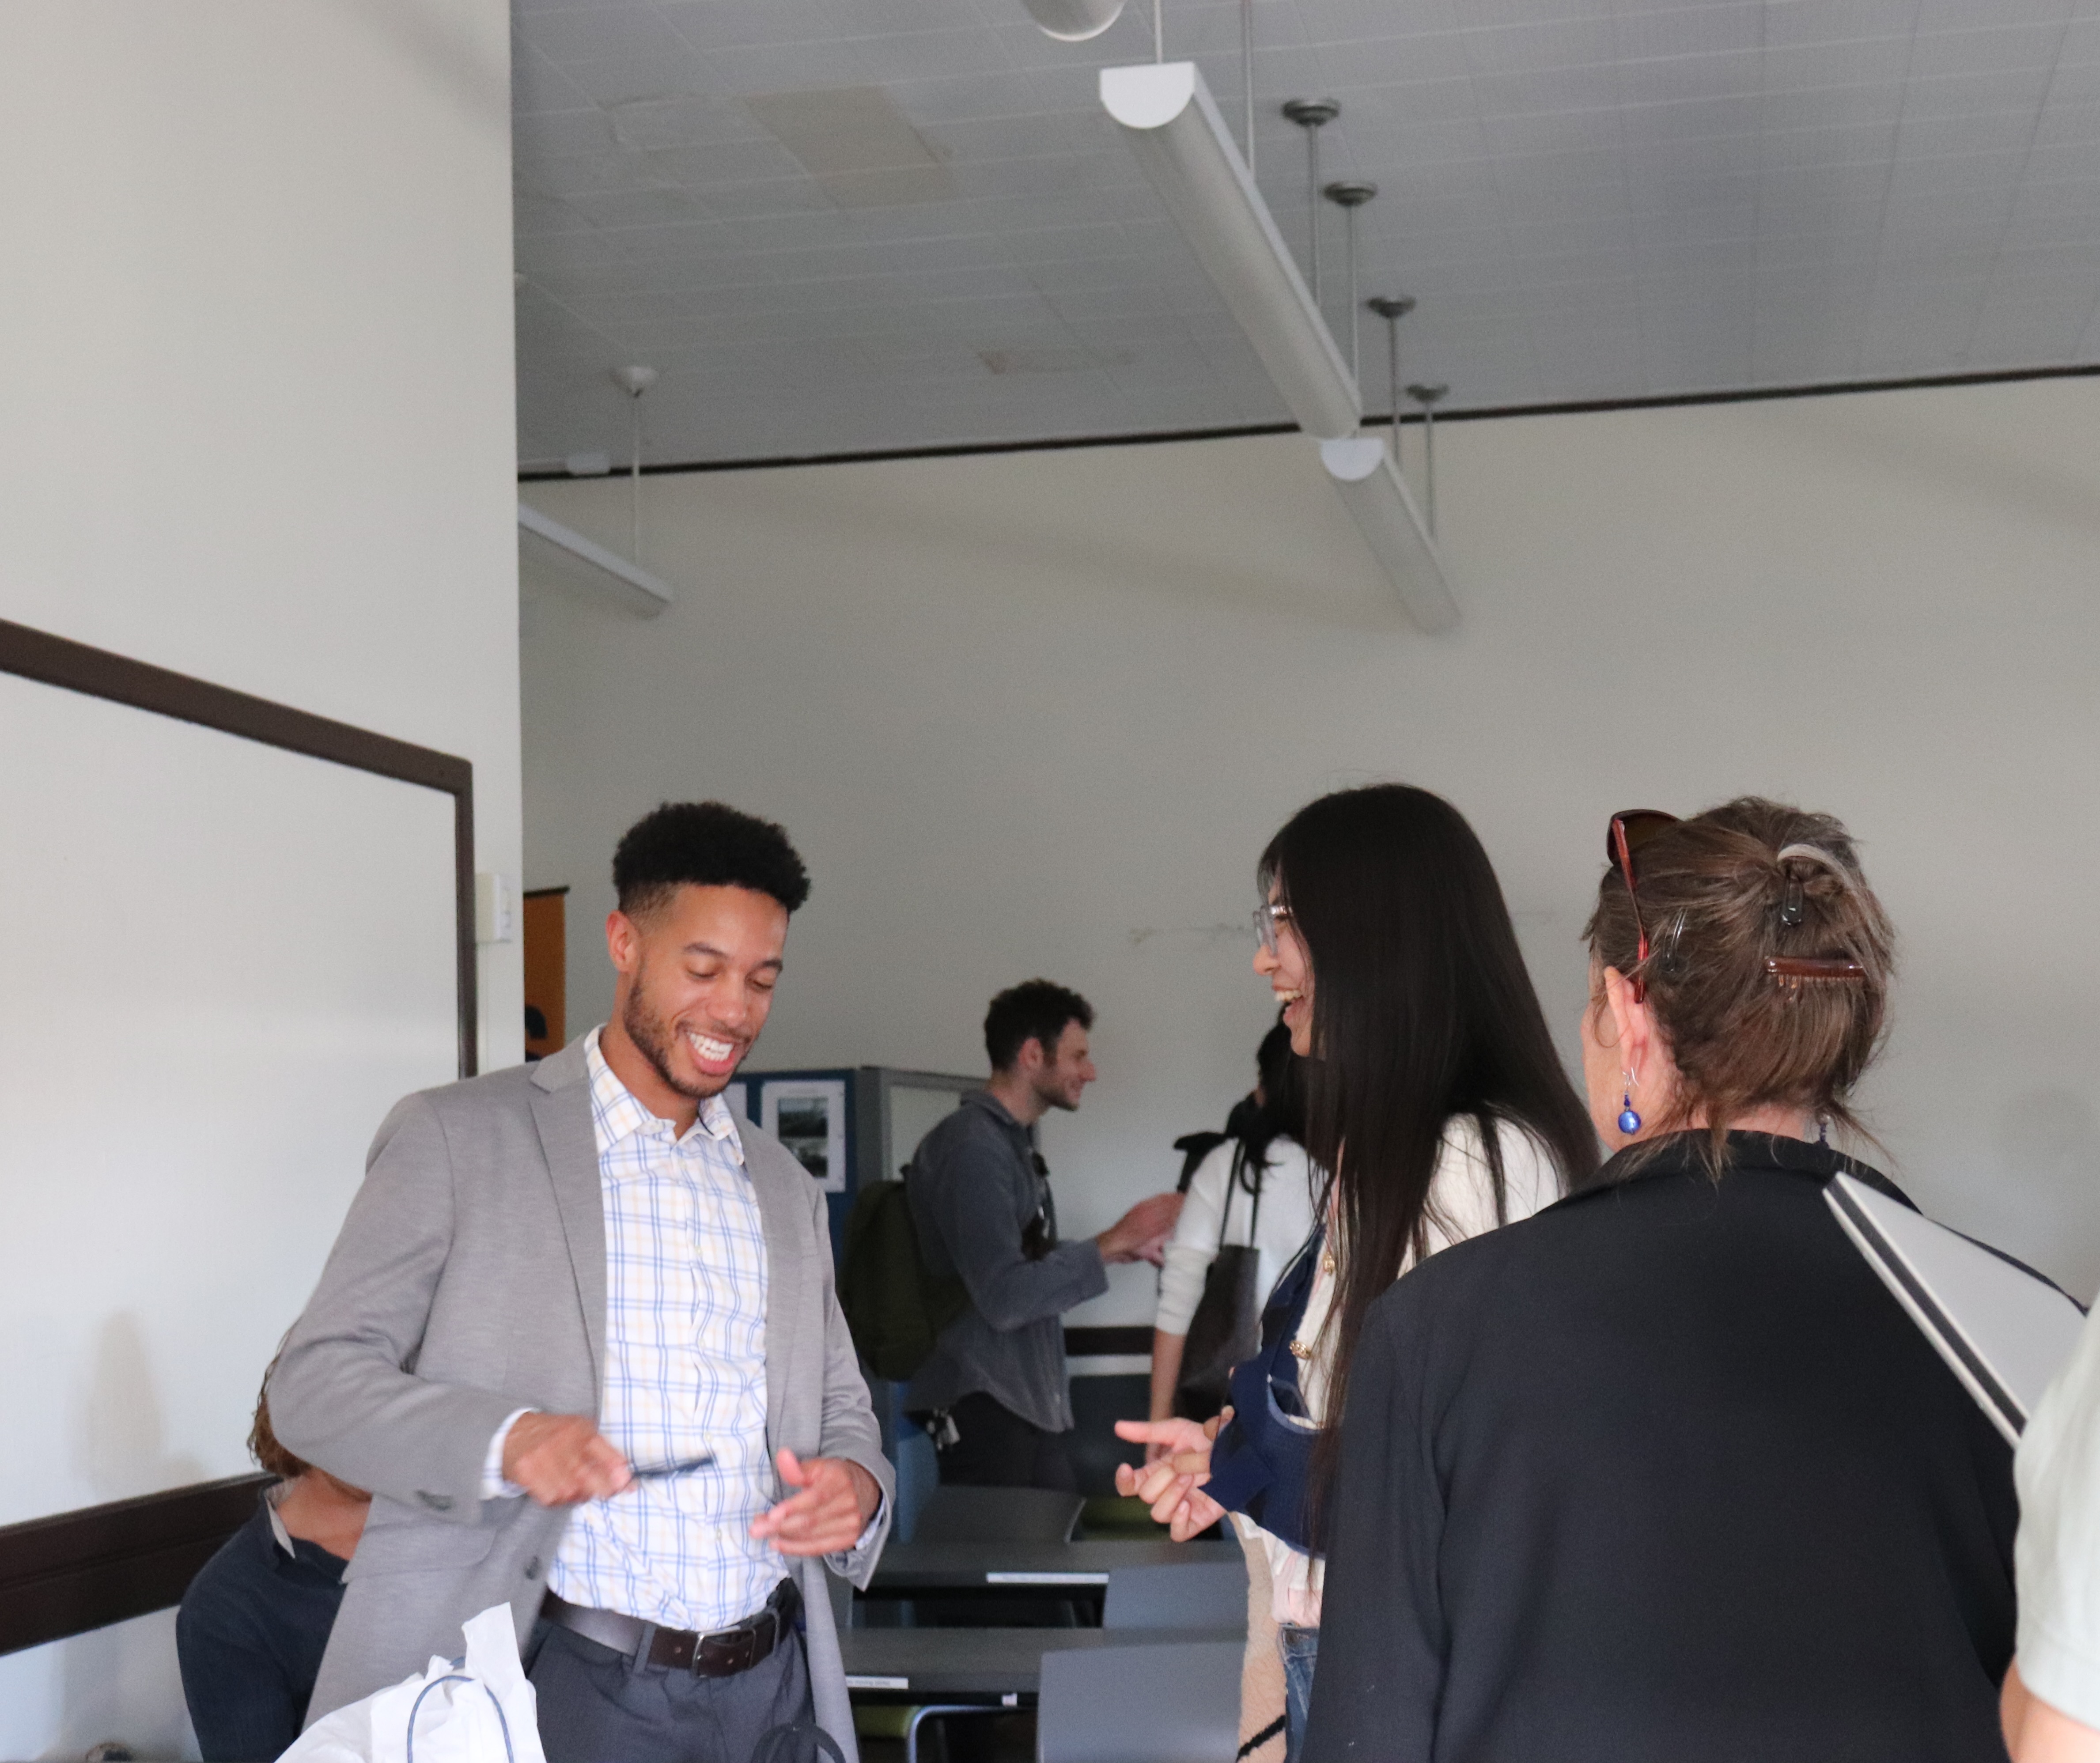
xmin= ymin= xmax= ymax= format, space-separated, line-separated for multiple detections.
xmin=270 ymin=801 xmax=892 ymax=1763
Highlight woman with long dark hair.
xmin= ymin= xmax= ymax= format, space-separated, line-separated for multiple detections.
xmin=1303 ymin=798 xmax=2019 ymax=1763
xmin=1116 ymin=783 xmax=1597 ymax=1763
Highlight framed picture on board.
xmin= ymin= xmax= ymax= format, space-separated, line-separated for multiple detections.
xmin=762 ymin=1078 xmax=848 ymax=1193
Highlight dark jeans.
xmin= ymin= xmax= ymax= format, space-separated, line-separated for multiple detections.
xmin=935 ymin=1392 xmax=1078 ymax=1491
xmin=1279 ymin=1623 xmax=1318 ymax=1763
xmin=526 ymin=1617 xmax=812 ymax=1763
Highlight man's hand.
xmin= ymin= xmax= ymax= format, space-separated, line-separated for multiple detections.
xmin=749 ymin=1449 xmax=881 ymax=1557
xmin=1097 ymin=1192 xmax=1184 ymax=1265
xmin=502 ymin=1412 xmax=632 ymax=1507
xmin=1113 ymin=1411 xmax=1229 ymax=1541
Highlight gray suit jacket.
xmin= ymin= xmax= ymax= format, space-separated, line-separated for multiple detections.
xmin=269 ymin=1039 xmax=893 ymax=1756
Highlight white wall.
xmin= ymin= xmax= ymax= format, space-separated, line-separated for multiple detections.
xmin=520 ymin=377 xmax=2100 ymax=1339
xmin=0 ymin=3 xmax=518 ymax=1754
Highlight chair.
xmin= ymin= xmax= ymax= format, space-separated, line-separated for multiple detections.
xmin=908 ymin=1483 xmax=1084 ymax=1544
xmin=1102 ymin=1562 xmax=1249 ymax=1631
xmin=1037 ymin=1639 xmax=1245 ymax=1763
xmin=855 ymin=1701 xmax=1013 ymax=1763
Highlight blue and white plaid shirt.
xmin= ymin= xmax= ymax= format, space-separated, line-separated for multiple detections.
xmin=541 ymin=1028 xmax=785 ymax=1631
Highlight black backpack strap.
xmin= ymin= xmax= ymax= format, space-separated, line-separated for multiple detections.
xmin=1173 ymin=1130 xmax=1228 ymax=1195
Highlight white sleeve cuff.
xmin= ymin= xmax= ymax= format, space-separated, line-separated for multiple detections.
xmin=825 ymin=1487 xmax=887 ymax=1573
xmin=481 ymin=1408 xmax=534 ymax=1501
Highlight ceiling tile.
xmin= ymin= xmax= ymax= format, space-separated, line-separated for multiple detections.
xmin=512 ymin=0 xmax=2100 ymax=460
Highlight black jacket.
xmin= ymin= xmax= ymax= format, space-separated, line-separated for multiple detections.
xmin=1305 ymin=1132 xmax=2016 ymax=1763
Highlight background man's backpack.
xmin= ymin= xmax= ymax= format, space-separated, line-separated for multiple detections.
xmin=838 ymin=1170 xmax=969 ymax=1382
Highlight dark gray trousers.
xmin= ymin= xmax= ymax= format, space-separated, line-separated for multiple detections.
xmin=526 ymin=1619 xmax=812 ymax=1763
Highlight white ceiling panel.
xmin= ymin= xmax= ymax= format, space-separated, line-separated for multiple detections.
xmin=512 ymin=0 xmax=2100 ymax=466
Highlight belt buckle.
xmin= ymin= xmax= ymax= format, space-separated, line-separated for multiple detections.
xmin=695 ymin=1613 xmax=767 ymax=1678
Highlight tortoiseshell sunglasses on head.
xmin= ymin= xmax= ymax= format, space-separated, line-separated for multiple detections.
xmin=1607 ymin=810 xmax=1678 ymax=1004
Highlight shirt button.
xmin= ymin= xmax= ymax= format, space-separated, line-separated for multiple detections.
xmin=1288 ymin=1339 xmax=1311 ymax=1360
xmin=524 ymin=1556 xmax=541 ymax=1580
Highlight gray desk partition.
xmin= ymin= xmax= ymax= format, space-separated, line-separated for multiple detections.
xmin=863 ymin=1537 xmax=1242 ymax=1597
xmin=839 ymin=1625 xmax=1234 ymax=1701
xmin=1101 ymin=1560 xmax=1250 ymax=1631
xmin=1037 ymin=1638 xmax=1245 ymax=1763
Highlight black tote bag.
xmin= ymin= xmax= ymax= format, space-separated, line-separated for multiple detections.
xmin=1172 ymin=1146 xmax=1266 ymax=1423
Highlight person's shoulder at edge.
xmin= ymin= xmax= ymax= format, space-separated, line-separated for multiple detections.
xmin=1188 ymin=1136 xmax=1239 ymax=1194
xmin=176 ymin=1507 xmax=285 ymax=1646
xmin=378 ymin=1047 xmax=558 ymax=1128
xmin=1431 ymin=1112 xmax=1564 ymax=1234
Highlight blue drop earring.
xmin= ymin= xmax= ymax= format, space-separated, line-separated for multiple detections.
xmin=1617 ymin=1072 xmax=1642 ymax=1137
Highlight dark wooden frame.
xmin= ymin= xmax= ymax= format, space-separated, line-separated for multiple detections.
xmin=0 ymin=616 xmax=478 ymax=1656
xmin=0 ymin=1477 xmax=276 ymax=1657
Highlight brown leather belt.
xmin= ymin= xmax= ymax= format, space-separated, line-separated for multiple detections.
xmin=541 ymin=1579 xmax=799 ymax=1678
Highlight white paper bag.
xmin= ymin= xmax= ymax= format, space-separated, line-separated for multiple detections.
xmin=280 ymin=1605 xmax=546 ymax=1763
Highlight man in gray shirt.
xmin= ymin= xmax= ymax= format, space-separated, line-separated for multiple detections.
xmin=906 ymin=980 xmax=1182 ymax=1489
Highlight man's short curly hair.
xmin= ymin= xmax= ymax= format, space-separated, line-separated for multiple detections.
xmin=984 ymin=979 xmax=1093 ymax=1072
xmin=613 ymin=801 xmax=811 ymax=919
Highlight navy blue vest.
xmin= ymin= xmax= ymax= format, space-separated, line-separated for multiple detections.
xmin=1203 ymin=1224 xmax=1324 ymax=1554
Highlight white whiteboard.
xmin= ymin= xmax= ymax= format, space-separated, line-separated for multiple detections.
xmin=0 ymin=667 xmax=462 ymax=1529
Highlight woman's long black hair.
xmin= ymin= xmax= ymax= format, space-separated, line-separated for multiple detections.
xmin=1260 ymin=783 xmax=1598 ymax=1515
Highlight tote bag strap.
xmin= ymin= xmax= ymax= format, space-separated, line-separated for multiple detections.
xmin=1217 ymin=1143 xmax=1265 ymax=1252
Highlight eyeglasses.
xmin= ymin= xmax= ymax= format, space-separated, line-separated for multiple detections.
xmin=1252 ymin=901 xmax=1292 ymax=957
xmin=1607 ymin=810 xmax=1678 ymax=1004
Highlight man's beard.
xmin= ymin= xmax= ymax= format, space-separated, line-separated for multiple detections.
xmin=1035 ymin=1069 xmax=1079 ymax=1113
xmin=621 ymin=976 xmax=713 ymax=1101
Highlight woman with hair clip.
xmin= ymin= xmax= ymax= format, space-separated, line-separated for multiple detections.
xmin=1303 ymin=798 xmax=2020 ymax=1763
xmin=1114 ymin=783 xmax=1598 ymax=1763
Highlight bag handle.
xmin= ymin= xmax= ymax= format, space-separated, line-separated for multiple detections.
xmin=752 ymin=1722 xmax=850 ymax=1763
xmin=405 ymin=1674 xmax=515 ymax=1763
xmin=1217 ymin=1143 xmax=1264 ymax=1252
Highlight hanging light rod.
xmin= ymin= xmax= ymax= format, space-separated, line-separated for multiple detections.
xmin=517 ymin=503 xmax=673 ymax=618
xmin=1317 ymin=438 xmax=1458 ymax=635
xmin=1282 ymin=98 xmax=1340 ymax=305
xmin=1102 ymin=59 xmax=1460 ymax=632
xmin=1103 ymin=63 xmax=1359 ymax=439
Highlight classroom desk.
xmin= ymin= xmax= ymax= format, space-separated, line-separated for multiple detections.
xmin=863 ymin=1536 xmax=1241 ymax=1596
xmin=838 ymin=1623 xmax=1235 ymax=1702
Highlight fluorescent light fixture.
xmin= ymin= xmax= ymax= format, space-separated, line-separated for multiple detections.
xmin=1102 ymin=61 xmax=1359 ymax=441
xmin=1320 ymin=438 xmax=1459 ymax=635
xmin=517 ymin=501 xmax=673 ymax=619
xmin=1022 ymin=0 xmax=1125 ymax=41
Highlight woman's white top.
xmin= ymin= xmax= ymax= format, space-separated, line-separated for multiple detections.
xmin=1231 ymin=1114 xmax=1563 ymax=1629
xmin=1154 ymin=1137 xmax=1321 ymax=1337
xmin=2015 ymin=1302 xmax=2100 ymax=1729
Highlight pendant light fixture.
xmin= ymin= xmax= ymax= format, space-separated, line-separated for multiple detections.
xmin=1098 ymin=39 xmax=1461 ymax=632
xmin=1102 ymin=64 xmax=1359 ymax=439
xmin=1019 ymin=0 xmax=1125 ymax=39
xmin=516 ymin=363 xmax=674 ymax=619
